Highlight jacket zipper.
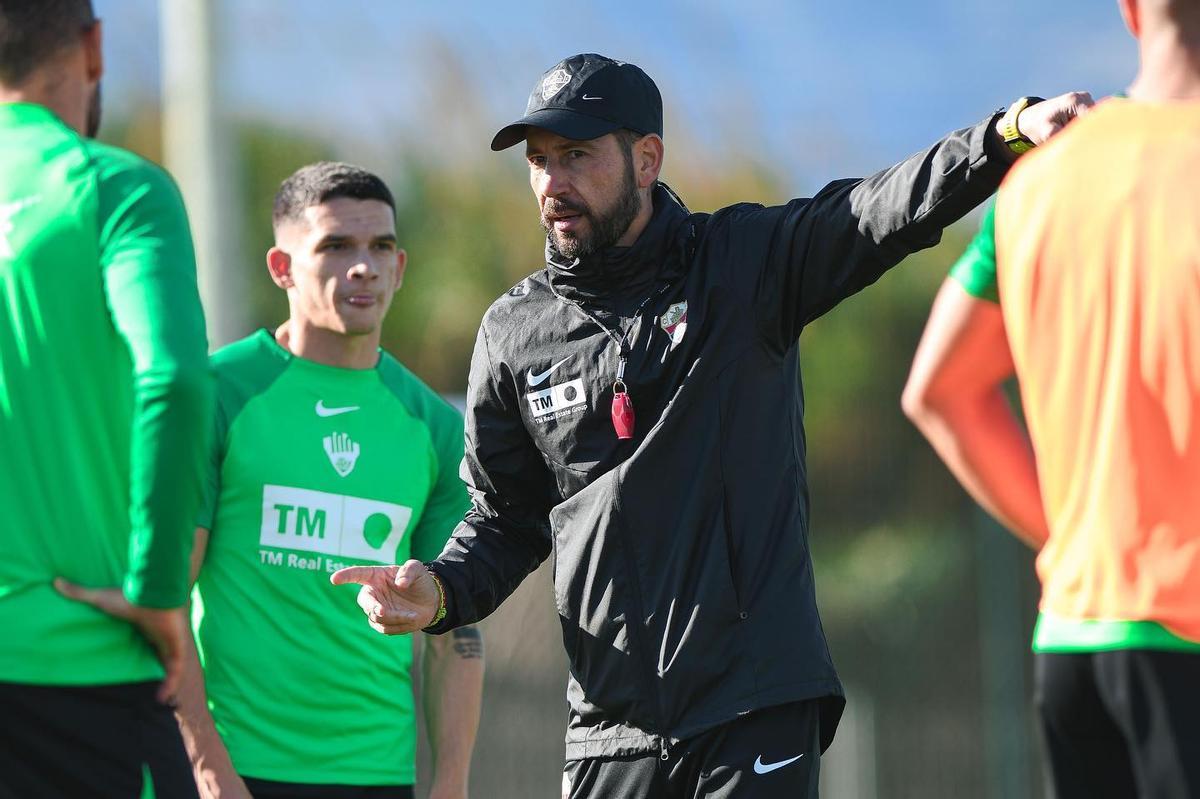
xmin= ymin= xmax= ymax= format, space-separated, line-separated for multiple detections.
xmin=551 ymin=280 xmax=676 ymax=757
xmin=612 ymin=481 xmax=672 ymax=760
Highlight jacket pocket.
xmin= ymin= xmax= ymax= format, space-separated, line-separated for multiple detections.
xmin=720 ymin=487 xmax=745 ymax=613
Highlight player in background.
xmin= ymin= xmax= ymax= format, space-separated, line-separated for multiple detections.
xmin=0 ymin=0 xmax=212 ymax=796
xmin=904 ymin=1 xmax=1200 ymax=794
xmin=181 ymin=163 xmax=482 ymax=799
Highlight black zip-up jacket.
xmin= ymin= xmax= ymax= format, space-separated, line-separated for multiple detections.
xmin=428 ymin=116 xmax=1010 ymax=760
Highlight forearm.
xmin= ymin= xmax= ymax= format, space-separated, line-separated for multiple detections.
xmin=428 ymin=511 xmax=550 ymax=631
xmin=780 ymin=116 xmax=1009 ymax=330
xmin=908 ymin=388 xmax=1049 ymax=548
xmin=850 ymin=114 xmax=1010 ymax=251
xmin=174 ymin=628 xmax=247 ymax=798
xmin=422 ymin=628 xmax=485 ymax=797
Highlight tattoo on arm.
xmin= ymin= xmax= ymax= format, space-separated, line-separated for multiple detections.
xmin=451 ymin=627 xmax=484 ymax=660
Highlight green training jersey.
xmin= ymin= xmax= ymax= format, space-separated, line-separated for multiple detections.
xmin=194 ymin=330 xmax=470 ymax=785
xmin=946 ymin=199 xmax=1200 ymax=654
xmin=0 ymin=103 xmax=211 ymax=685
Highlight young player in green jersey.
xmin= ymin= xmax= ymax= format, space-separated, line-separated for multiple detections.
xmin=58 ymin=162 xmax=484 ymax=797
xmin=0 ymin=2 xmax=212 ymax=797
xmin=181 ymin=163 xmax=483 ymax=799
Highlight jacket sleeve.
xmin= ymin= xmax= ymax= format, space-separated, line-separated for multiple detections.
xmin=425 ymin=319 xmax=555 ymax=631
xmin=719 ymin=114 xmax=1010 ymax=349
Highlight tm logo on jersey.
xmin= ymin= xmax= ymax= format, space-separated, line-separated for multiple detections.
xmin=260 ymin=485 xmax=412 ymax=569
xmin=526 ymin=378 xmax=587 ymax=423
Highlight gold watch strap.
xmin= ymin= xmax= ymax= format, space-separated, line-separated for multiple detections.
xmin=1000 ymin=96 xmax=1040 ymax=155
xmin=425 ymin=566 xmax=448 ymax=628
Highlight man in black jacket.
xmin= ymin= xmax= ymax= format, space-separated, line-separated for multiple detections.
xmin=333 ymin=53 xmax=1091 ymax=797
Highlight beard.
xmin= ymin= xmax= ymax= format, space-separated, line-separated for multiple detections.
xmin=541 ymin=151 xmax=642 ymax=261
xmin=85 ymin=82 xmax=102 ymax=138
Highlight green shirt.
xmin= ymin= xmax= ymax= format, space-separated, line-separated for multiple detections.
xmin=194 ymin=330 xmax=469 ymax=785
xmin=0 ymin=103 xmax=211 ymax=685
xmin=947 ymin=200 xmax=1200 ymax=653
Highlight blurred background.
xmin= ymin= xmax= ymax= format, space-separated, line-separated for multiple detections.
xmin=94 ymin=1 xmax=1136 ymax=796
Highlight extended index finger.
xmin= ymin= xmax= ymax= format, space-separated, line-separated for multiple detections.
xmin=330 ymin=565 xmax=385 ymax=587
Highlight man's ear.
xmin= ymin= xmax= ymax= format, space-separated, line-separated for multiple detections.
xmin=82 ymin=20 xmax=103 ymax=82
xmin=394 ymin=248 xmax=408 ymax=291
xmin=1118 ymin=0 xmax=1140 ymax=38
xmin=634 ymin=134 xmax=665 ymax=189
xmin=266 ymin=247 xmax=293 ymax=290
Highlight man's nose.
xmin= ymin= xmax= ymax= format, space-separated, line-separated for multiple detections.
xmin=347 ymin=252 xmax=380 ymax=280
xmin=540 ymin=164 xmax=570 ymax=198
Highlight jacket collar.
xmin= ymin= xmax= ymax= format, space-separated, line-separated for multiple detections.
xmin=546 ymin=183 xmax=692 ymax=307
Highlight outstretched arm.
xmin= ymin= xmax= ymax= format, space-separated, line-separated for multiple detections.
xmin=730 ymin=92 xmax=1093 ymax=347
xmin=902 ymin=279 xmax=1048 ymax=548
xmin=332 ymin=319 xmax=555 ymax=635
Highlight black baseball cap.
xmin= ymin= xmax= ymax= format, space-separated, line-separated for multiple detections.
xmin=490 ymin=53 xmax=663 ymax=151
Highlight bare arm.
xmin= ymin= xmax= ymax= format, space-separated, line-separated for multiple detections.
xmin=173 ymin=527 xmax=250 ymax=799
xmin=902 ymin=279 xmax=1049 ymax=548
xmin=421 ymin=627 xmax=484 ymax=799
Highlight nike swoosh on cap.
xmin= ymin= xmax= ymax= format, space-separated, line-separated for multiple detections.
xmin=753 ymin=753 xmax=804 ymax=775
xmin=315 ymin=400 xmax=360 ymax=417
xmin=527 ymin=357 xmax=571 ymax=387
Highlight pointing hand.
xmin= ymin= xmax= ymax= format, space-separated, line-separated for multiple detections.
xmin=1010 ymin=91 xmax=1096 ymax=147
xmin=329 ymin=559 xmax=440 ymax=635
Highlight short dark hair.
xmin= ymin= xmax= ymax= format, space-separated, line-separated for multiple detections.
xmin=0 ymin=0 xmax=95 ymax=85
xmin=612 ymin=128 xmax=643 ymax=151
xmin=272 ymin=162 xmax=396 ymax=229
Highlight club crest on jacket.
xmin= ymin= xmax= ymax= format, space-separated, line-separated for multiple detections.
xmin=660 ymin=301 xmax=688 ymax=348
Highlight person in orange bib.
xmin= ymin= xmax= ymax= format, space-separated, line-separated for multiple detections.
xmin=903 ymin=1 xmax=1200 ymax=796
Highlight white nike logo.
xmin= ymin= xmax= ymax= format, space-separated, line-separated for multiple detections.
xmin=315 ymin=400 xmax=360 ymax=417
xmin=527 ymin=357 xmax=571 ymax=387
xmin=753 ymin=753 xmax=805 ymax=775
xmin=581 ymin=94 xmax=603 ymax=100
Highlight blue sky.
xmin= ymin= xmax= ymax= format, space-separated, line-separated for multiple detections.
xmin=96 ymin=0 xmax=1135 ymax=184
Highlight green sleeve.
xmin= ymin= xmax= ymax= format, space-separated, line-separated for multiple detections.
xmin=96 ymin=150 xmax=214 ymax=608
xmin=948 ymin=202 xmax=999 ymax=303
xmin=412 ymin=402 xmax=471 ymax=564
xmin=195 ymin=392 xmax=226 ymax=532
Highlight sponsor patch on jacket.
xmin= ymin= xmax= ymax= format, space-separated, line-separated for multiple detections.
xmin=526 ymin=378 xmax=587 ymax=422
xmin=660 ymin=301 xmax=688 ymax=348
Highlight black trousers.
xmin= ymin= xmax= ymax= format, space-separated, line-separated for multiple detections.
xmin=241 ymin=772 xmax=415 ymax=791
xmin=242 ymin=777 xmax=413 ymax=799
xmin=0 ymin=680 xmax=198 ymax=799
xmin=1035 ymin=650 xmax=1200 ymax=799
xmin=564 ymin=700 xmax=821 ymax=799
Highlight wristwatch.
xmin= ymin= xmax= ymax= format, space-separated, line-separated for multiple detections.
xmin=999 ymin=96 xmax=1044 ymax=155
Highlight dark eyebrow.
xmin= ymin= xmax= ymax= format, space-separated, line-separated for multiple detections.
xmin=314 ymin=233 xmax=398 ymax=247
xmin=527 ymin=138 xmax=595 ymax=156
